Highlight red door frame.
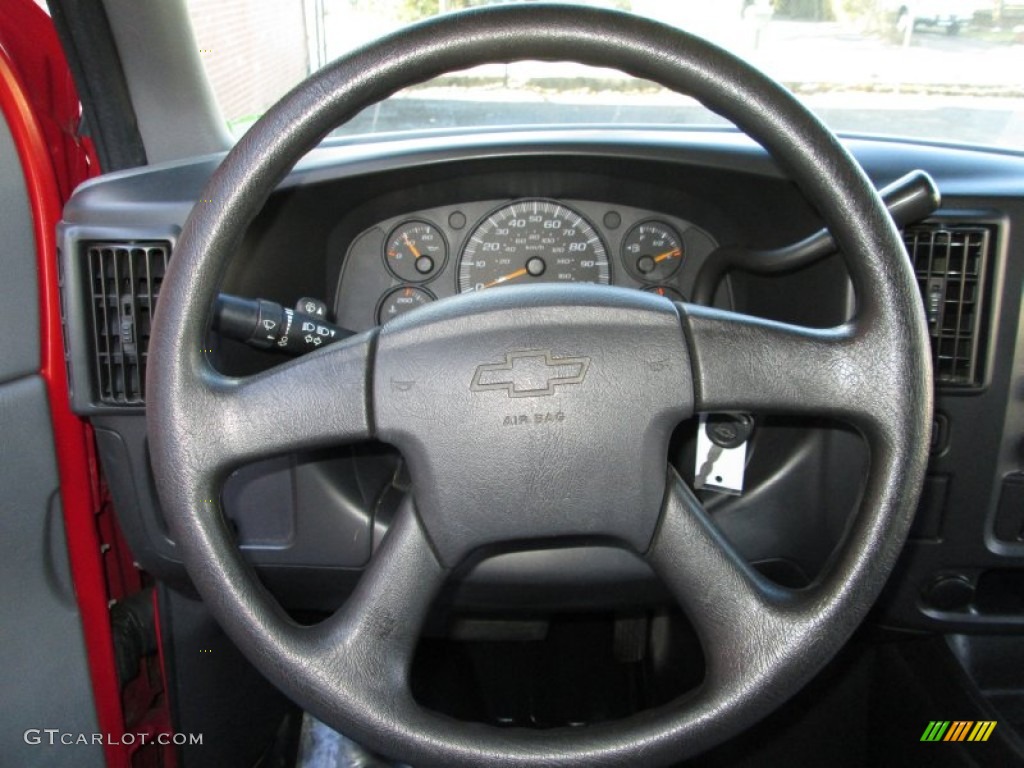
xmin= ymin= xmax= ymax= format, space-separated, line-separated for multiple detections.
xmin=0 ymin=44 xmax=126 ymax=768
xmin=0 ymin=2 xmax=174 ymax=765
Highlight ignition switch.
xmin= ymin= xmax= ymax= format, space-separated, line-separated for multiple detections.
xmin=705 ymin=413 xmax=755 ymax=449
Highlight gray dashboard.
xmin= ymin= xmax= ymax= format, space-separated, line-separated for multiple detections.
xmin=56 ymin=128 xmax=1024 ymax=631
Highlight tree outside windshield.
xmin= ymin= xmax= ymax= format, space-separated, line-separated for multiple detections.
xmin=186 ymin=0 xmax=1024 ymax=151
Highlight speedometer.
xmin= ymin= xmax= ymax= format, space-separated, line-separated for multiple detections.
xmin=458 ymin=199 xmax=609 ymax=293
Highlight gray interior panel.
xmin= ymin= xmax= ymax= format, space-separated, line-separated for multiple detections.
xmin=0 ymin=114 xmax=39 ymax=383
xmin=102 ymin=0 xmax=230 ymax=164
xmin=0 ymin=376 xmax=103 ymax=767
xmin=0 ymin=106 xmax=102 ymax=766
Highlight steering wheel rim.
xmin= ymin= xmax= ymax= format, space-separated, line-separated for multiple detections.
xmin=147 ymin=5 xmax=932 ymax=766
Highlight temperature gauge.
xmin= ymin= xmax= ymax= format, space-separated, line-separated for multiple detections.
xmin=384 ymin=220 xmax=447 ymax=282
xmin=377 ymin=286 xmax=435 ymax=324
xmin=622 ymin=221 xmax=684 ymax=283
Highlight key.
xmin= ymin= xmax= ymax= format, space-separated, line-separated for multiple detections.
xmin=694 ymin=414 xmax=754 ymax=494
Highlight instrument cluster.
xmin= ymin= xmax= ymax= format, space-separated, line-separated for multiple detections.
xmin=333 ymin=198 xmax=717 ymax=331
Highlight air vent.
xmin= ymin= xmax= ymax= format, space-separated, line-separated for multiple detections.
xmin=903 ymin=224 xmax=990 ymax=387
xmin=87 ymin=242 xmax=170 ymax=405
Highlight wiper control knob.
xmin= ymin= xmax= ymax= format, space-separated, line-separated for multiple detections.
xmin=213 ymin=293 xmax=352 ymax=355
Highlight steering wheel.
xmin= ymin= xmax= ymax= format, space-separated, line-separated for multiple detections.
xmin=147 ymin=5 xmax=931 ymax=766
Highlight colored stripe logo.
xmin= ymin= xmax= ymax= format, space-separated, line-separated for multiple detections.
xmin=920 ymin=721 xmax=997 ymax=742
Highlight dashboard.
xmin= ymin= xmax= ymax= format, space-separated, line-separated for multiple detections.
xmin=56 ymin=129 xmax=1024 ymax=632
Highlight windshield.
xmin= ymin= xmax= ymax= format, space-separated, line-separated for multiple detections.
xmin=185 ymin=0 xmax=1024 ymax=152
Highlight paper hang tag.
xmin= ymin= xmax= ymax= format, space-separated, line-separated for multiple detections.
xmin=694 ymin=414 xmax=748 ymax=495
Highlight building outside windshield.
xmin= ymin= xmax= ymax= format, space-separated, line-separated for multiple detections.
xmin=185 ymin=0 xmax=1024 ymax=152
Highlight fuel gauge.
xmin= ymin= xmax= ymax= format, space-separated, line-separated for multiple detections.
xmin=622 ymin=221 xmax=684 ymax=283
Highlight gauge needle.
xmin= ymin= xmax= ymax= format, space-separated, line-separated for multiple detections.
xmin=654 ymin=247 xmax=681 ymax=263
xmin=401 ymin=233 xmax=422 ymax=259
xmin=482 ymin=267 xmax=528 ymax=289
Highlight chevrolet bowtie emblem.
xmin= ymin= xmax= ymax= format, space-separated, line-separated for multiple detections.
xmin=471 ymin=350 xmax=590 ymax=398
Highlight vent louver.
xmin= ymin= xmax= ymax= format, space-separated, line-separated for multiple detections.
xmin=903 ymin=224 xmax=990 ymax=387
xmin=87 ymin=242 xmax=170 ymax=405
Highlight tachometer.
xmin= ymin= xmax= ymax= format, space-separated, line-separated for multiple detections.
xmin=458 ymin=200 xmax=609 ymax=293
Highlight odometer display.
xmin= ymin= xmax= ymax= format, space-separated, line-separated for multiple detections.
xmin=458 ymin=200 xmax=609 ymax=293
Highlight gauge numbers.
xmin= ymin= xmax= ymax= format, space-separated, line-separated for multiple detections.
xmin=377 ymin=285 xmax=434 ymax=324
xmin=458 ymin=199 xmax=609 ymax=293
xmin=622 ymin=220 xmax=684 ymax=283
xmin=384 ymin=220 xmax=447 ymax=282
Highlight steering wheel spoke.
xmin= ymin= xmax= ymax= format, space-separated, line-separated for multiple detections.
xmin=647 ymin=470 xmax=797 ymax=687
xmin=683 ymin=304 xmax=890 ymax=430
xmin=195 ymin=333 xmax=375 ymax=473
xmin=304 ymin=498 xmax=445 ymax=724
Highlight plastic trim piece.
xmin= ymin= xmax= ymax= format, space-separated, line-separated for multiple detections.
xmin=100 ymin=0 xmax=231 ymax=164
